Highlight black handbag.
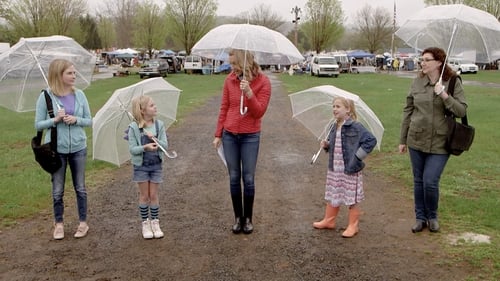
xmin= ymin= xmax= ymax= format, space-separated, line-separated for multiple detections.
xmin=445 ymin=76 xmax=475 ymax=156
xmin=31 ymin=90 xmax=62 ymax=173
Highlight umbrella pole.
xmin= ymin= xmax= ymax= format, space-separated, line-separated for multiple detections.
xmin=440 ymin=21 xmax=458 ymax=83
xmin=152 ymin=136 xmax=177 ymax=159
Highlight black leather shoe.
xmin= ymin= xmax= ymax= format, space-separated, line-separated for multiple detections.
xmin=428 ymin=219 xmax=440 ymax=233
xmin=232 ymin=217 xmax=242 ymax=234
xmin=411 ymin=220 xmax=427 ymax=233
xmin=242 ymin=217 xmax=253 ymax=234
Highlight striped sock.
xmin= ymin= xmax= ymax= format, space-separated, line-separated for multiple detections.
xmin=150 ymin=205 xmax=159 ymax=220
xmin=139 ymin=204 xmax=149 ymax=221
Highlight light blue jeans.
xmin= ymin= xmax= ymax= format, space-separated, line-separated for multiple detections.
xmin=222 ymin=130 xmax=260 ymax=197
xmin=409 ymin=148 xmax=449 ymax=221
xmin=52 ymin=148 xmax=88 ymax=223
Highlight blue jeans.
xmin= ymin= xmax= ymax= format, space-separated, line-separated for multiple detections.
xmin=52 ymin=148 xmax=88 ymax=223
xmin=222 ymin=130 xmax=260 ymax=197
xmin=409 ymin=148 xmax=449 ymax=221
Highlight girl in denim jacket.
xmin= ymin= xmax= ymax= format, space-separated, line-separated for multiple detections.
xmin=313 ymin=97 xmax=376 ymax=238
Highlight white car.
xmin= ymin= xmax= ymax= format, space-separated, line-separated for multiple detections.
xmin=310 ymin=55 xmax=340 ymax=77
xmin=447 ymin=59 xmax=478 ymax=74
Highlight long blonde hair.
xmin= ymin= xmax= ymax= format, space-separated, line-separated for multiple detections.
xmin=334 ymin=97 xmax=358 ymax=121
xmin=48 ymin=59 xmax=75 ymax=96
xmin=228 ymin=48 xmax=261 ymax=80
xmin=131 ymin=95 xmax=153 ymax=128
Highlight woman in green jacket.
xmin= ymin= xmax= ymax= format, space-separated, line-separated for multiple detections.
xmin=398 ymin=47 xmax=467 ymax=233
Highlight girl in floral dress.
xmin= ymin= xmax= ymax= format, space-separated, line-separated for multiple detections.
xmin=313 ymin=97 xmax=377 ymax=238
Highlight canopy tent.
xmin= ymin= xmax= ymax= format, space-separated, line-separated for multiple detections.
xmin=347 ymin=50 xmax=375 ymax=59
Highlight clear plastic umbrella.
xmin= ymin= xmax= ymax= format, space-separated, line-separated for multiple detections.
xmin=191 ymin=23 xmax=304 ymax=66
xmin=289 ymin=85 xmax=384 ymax=164
xmin=395 ymin=4 xmax=500 ymax=64
xmin=0 ymin=35 xmax=94 ymax=112
xmin=92 ymin=78 xmax=181 ymax=166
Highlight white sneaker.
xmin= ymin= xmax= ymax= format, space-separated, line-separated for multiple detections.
xmin=53 ymin=223 xmax=64 ymax=240
xmin=150 ymin=219 xmax=164 ymax=238
xmin=142 ymin=219 xmax=154 ymax=239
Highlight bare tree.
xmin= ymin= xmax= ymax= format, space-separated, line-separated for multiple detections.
xmin=96 ymin=14 xmax=117 ymax=50
xmin=133 ymin=0 xmax=167 ymax=58
xmin=103 ymin=0 xmax=138 ymax=48
xmin=302 ymin=0 xmax=344 ymax=54
xmin=164 ymin=0 xmax=217 ymax=55
xmin=230 ymin=4 xmax=285 ymax=30
xmin=47 ymin=0 xmax=86 ymax=35
xmin=354 ymin=4 xmax=393 ymax=54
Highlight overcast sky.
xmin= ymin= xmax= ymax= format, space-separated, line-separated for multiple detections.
xmin=88 ymin=0 xmax=425 ymax=25
xmin=214 ymin=0 xmax=425 ymax=25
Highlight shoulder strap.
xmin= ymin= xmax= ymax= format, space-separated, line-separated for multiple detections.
xmin=446 ymin=75 xmax=469 ymax=126
xmin=43 ymin=90 xmax=55 ymax=118
xmin=154 ymin=119 xmax=159 ymax=138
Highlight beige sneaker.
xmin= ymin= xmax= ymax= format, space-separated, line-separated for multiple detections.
xmin=53 ymin=223 xmax=64 ymax=240
xmin=150 ymin=219 xmax=164 ymax=238
xmin=142 ymin=219 xmax=154 ymax=239
xmin=74 ymin=222 xmax=89 ymax=238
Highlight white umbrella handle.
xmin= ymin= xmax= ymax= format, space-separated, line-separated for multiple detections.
xmin=240 ymin=93 xmax=248 ymax=115
xmin=311 ymin=147 xmax=322 ymax=164
xmin=152 ymin=137 xmax=177 ymax=159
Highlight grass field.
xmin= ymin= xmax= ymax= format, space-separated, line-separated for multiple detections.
xmin=1 ymin=70 xmax=498 ymax=280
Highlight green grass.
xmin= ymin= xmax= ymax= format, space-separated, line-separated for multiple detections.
xmin=1 ymin=70 xmax=498 ymax=280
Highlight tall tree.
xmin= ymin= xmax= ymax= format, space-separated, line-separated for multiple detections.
xmin=164 ymin=0 xmax=217 ymax=55
xmin=46 ymin=0 xmax=86 ymax=35
xmin=80 ymin=14 xmax=102 ymax=50
xmin=354 ymin=4 xmax=393 ymax=54
xmin=133 ymin=0 xmax=167 ymax=58
xmin=4 ymin=0 xmax=51 ymax=37
xmin=96 ymin=14 xmax=116 ymax=50
xmin=103 ymin=0 xmax=138 ymax=48
xmin=230 ymin=4 xmax=285 ymax=30
xmin=302 ymin=0 xmax=344 ymax=54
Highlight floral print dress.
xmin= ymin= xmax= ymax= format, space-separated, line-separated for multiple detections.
xmin=325 ymin=129 xmax=364 ymax=206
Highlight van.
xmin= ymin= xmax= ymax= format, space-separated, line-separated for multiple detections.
xmin=332 ymin=53 xmax=350 ymax=73
xmin=447 ymin=58 xmax=478 ymax=74
xmin=310 ymin=55 xmax=340 ymax=77
xmin=183 ymin=55 xmax=203 ymax=74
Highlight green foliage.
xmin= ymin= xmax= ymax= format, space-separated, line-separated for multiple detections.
xmin=302 ymin=0 xmax=344 ymax=53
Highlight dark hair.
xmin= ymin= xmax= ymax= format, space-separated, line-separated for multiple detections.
xmin=419 ymin=47 xmax=455 ymax=81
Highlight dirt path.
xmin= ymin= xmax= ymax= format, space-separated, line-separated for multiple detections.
xmin=0 ymin=73 xmax=473 ymax=280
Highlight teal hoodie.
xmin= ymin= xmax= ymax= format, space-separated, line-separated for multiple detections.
xmin=34 ymin=89 xmax=92 ymax=154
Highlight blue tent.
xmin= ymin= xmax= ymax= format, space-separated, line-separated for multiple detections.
xmin=347 ymin=50 xmax=374 ymax=59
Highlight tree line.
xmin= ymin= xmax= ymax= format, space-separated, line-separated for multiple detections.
xmin=0 ymin=0 xmax=498 ymax=57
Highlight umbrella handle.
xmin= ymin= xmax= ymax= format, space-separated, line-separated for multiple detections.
xmin=240 ymin=94 xmax=248 ymax=115
xmin=310 ymin=147 xmax=323 ymax=164
xmin=152 ymin=137 xmax=177 ymax=159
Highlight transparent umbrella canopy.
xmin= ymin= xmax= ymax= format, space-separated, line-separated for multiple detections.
xmin=395 ymin=4 xmax=500 ymax=64
xmin=0 ymin=35 xmax=95 ymax=112
xmin=92 ymin=78 xmax=181 ymax=166
xmin=289 ymin=85 xmax=384 ymax=163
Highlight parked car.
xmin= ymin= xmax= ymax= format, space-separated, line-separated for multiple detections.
xmin=138 ymin=59 xmax=169 ymax=78
xmin=183 ymin=55 xmax=203 ymax=74
xmin=447 ymin=58 xmax=478 ymax=74
xmin=159 ymin=55 xmax=181 ymax=73
xmin=310 ymin=55 xmax=340 ymax=77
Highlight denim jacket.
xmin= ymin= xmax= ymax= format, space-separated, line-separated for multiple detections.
xmin=326 ymin=119 xmax=377 ymax=174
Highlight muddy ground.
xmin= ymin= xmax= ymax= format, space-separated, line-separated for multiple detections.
xmin=0 ymin=73 xmax=474 ymax=280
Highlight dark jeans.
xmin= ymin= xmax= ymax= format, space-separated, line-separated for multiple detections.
xmin=222 ymin=130 xmax=260 ymax=197
xmin=52 ymin=148 xmax=88 ymax=223
xmin=409 ymin=148 xmax=449 ymax=221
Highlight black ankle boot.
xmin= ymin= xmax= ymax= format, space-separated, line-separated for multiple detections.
xmin=232 ymin=217 xmax=242 ymax=234
xmin=242 ymin=217 xmax=253 ymax=234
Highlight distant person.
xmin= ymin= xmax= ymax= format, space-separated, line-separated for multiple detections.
xmin=128 ymin=95 xmax=168 ymax=239
xmin=34 ymin=59 xmax=92 ymax=240
xmin=313 ymin=97 xmax=377 ymax=238
xmin=393 ymin=58 xmax=400 ymax=71
xmin=399 ymin=47 xmax=468 ymax=233
xmin=212 ymin=49 xmax=271 ymax=234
